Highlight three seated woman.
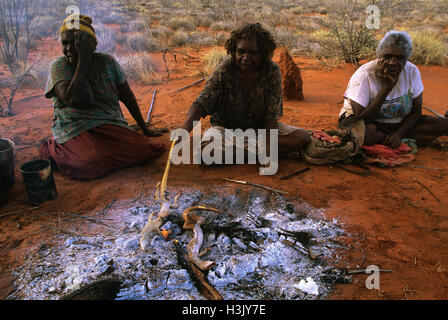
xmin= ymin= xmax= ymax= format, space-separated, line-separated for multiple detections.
xmin=42 ymin=16 xmax=447 ymax=180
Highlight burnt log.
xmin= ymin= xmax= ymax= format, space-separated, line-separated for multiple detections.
xmin=174 ymin=241 xmax=223 ymax=300
xmin=60 ymin=278 xmax=122 ymax=300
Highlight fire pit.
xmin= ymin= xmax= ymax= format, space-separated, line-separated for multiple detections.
xmin=10 ymin=187 xmax=350 ymax=300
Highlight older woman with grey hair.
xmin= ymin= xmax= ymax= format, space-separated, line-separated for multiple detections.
xmin=339 ymin=30 xmax=448 ymax=148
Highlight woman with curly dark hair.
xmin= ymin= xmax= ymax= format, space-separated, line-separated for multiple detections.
xmin=180 ymin=23 xmax=310 ymax=165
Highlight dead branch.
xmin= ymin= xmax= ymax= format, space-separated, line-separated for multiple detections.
xmin=0 ymin=206 xmax=39 ymax=219
xmin=99 ymin=199 xmax=116 ymax=216
xmin=174 ymin=240 xmax=223 ymax=300
xmin=39 ymin=223 xmax=90 ymax=237
xmin=182 ymin=206 xmax=225 ymax=271
xmin=412 ymin=177 xmax=441 ymax=204
xmin=279 ymin=167 xmax=310 ymax=180
xmin=223 ymin=178 xmax=288 ymax=195
xmin=174 ymin=78 xmax=205 ymax=93
xmin=347 ymin=269 xmax=393 ymax=274
xmin=43 ymin=212 xmax=117 ymax=229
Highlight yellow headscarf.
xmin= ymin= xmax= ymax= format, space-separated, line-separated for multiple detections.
xmin=60 ymin=14 xmax=96 ymax=40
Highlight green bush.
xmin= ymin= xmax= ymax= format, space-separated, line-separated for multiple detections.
xmin=310 ymin=26 xmax=377 ymax=65
xmin=410 ymin=30 xmax=447 ymax=65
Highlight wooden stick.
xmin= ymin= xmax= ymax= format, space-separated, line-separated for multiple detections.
xmin=174 ymin=241 xmax=223 ymax=300
xmin=423 ymin=106 xmax=444 ymax=118
xmin=223 ymin=178 xmax=288 ymax=195
xmin=39 ymin=223 xmax=90 ymax=237
xmin=174 ymin=78 xmax=205 ymax=93
xmin=0 ymin=206 xmax=39 ymax=219
xmin=347 ymin=269 xmax=393 ymax=274
xmin=401 ymin=164 xmax=444 ymax=170
xmin=280 ymin=167 xmax=310 ymax=180
xmin=146 ymin=89 xmax=157 ymax=123
xmin=99 ymin=199 xmax=116 ymax=216
xmin=44 ymin=212 xmax=117 ymax=228
xmin=412 ymin=177 xmax=441 ymax=204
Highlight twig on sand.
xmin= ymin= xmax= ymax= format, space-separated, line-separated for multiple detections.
xmin=174 ymin=78 xmax=205 ymax=93
xmin=412 ymin=177 xmax=441 ymax=204
xmin=44 ymin=212 xmax=117 ymax=228
xmin=401 ymin=164 xmax=444 ymax=170
xmin=280 ymin=167 xmax=310 ymax=180
xmin=223 ymin=178 xmax=288 ymax=195
xmin=99 ymin=199 xmax=116 ymax=217
xmin=0 ymin=206 xmax=39 ymax=219
xmin=347 ymin=268 xmax=393 ymax=274
xmin=358 ymin=247 xmax=366 ymax=268
xmin=39 ymin=223 xmax=90 ymax=237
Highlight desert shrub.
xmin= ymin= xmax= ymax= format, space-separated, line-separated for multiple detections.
xmin=95 ymin=23 xmax=117 ymax=54
xmin=189 ymin=31 xmax=216 ymax=48
xmin=127 ymin=32 xmax=159 ymax=52
xmin=196 ymin=16 xmax=213 ymax=28
xmin=290 ymin=7 xmax=302 ymax=15
xmin=170 ymin=29 xmax=191 ymax=47
xmin=214 ymin=31 xmax=229 ymax=46
xmin=295 ymin=16 xmax=321 ymax=32
xmin=273 ymin=27 xmax=298 ymax=49
xmin=34 ymin=15 xmax=60 ymax=39
xmin=27 ymin=57 xmax=52 ymax=89
xmin=100 ymin=12 xmax=128 ymax=25
xmin=210 ymin=21 xmax=235 ymax=32
xmin=410 ymin=30 xmax=447 ymax=66
xmin=159 ymin=16 xmax=196 ymax=31
xmin=147 ymin=26 xmax=174 ymax=40
xmin=309 ymin=2 xmax=378 ymax=66
xmin=199 ymin=48 xmax=228 ymax=76
xmin=120 ymin=18 xmax=150 ymax=33
xmin=117 ymin=53 xmax=161 ymax=84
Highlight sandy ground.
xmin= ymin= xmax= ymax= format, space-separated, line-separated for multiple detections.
xmin=1 ymin=41 xmax=447 ymax=300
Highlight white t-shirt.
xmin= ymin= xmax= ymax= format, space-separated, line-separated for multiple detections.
xmin=339 ymin=60 xmax=424 ymax=123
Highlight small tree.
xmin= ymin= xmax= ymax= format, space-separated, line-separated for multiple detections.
xmin=310 ymin=0 xmax=378 ymax=66
xmin=0 ymin=0 xmax=40 ymax=116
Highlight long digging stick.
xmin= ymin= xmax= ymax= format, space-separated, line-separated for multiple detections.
xmin=174 ymin=78 xmax=205 ymax=93
xmin=146 ymin=89 xmax=157 ymax=123
xmin=423 ymin=106 xmax=444 ymax=118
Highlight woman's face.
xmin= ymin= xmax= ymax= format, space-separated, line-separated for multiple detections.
xmin=235 ymin=38 xmax=263 ymax=73
xmin=379 ymin=46 xmax=407 ymax=77
xmin=61 ymin=31 xmax=77 ymax=65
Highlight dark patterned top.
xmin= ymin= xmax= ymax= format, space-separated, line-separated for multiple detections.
xmin=45 ymin=53 xmax=129 ymax=144
xmin=192 ymin=57 xmax=283 ymax=130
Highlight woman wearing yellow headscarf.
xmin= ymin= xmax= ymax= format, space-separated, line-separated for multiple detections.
xmin=40 ymin=15 xmax=165 ymax=180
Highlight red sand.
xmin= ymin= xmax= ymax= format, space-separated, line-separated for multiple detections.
xmin=1 ymin=42 xmax=447 ymax=300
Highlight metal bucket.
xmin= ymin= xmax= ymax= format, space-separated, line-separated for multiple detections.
xmin=20 ymin=159 xmax=58 ymax=205
xmin=0 ymin=138 xmax=15 ymax=190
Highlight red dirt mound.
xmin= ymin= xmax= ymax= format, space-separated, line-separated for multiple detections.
xmin=278 ymin=48 xmax=304 ymax=101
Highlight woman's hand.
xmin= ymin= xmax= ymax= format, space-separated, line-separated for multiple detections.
xmin=375 ymin=58 xmax=400 ymax=89
xmin=383 ymin=132 xmax=402 ymax=149
xmin=74 ymin=31 xmax=95 ymax=58
xmin=140 ymin=125 xmax=163 ymax=137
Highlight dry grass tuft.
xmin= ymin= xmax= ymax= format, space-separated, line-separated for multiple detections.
xmin=199 ymin=48 xmax=228 ymax=77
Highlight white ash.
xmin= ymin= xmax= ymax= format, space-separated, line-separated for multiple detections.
xmin=10 ymin=188 xmax=349 ymax=300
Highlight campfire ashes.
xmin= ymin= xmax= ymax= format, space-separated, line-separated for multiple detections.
xmin=10 ymin=188 xmax=350 ymax=300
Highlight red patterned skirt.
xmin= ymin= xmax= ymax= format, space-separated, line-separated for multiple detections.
xmin=39 ymin=124 xmax=165 ymax=180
